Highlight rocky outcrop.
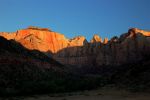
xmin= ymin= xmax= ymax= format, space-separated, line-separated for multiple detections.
xmin=90 ymin=34 xmax=102 ymax=43
xmin=129 ymin=28 xmax=150 ymax=36
xmin=54 ymin=28 xmax=150 ymax=66
xmin=68 ymin=36 xmax=88 ymax=47
xmin=0 ymin=27 xmax=150 ymax=66
xmin=103 ymin=38 xmax=108 ymax=44
xmin=0 ymin=28 xmax=69 ymax=53
xmin=96 ymin=28 xmax=150 ymax=66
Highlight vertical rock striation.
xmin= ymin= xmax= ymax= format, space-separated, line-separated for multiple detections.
xmin=0 ymin=27 xmax=150 ymax=66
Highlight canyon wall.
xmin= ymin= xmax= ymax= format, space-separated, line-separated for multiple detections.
xmin=0 ymin=27 xmax=150 ymax=66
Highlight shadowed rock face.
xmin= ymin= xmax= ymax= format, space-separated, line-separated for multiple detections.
xmin=0 ymin=27 xmax=150 ymax=66
xmin=0 ymin=36 xmax=62 ymax=69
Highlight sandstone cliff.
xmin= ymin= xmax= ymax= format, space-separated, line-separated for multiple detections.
xmin=0 ymin=27 xmax=150 ymax=66
xmin=0 ymin=27 xmax=69 ymax=53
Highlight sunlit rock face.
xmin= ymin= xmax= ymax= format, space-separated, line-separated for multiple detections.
xmin=0 ymin=27 xmax=69 ymax=53
xmin=0 ymin=27 xmax=150 ymax=66
xmin=90 ymin=34 xmax=102 ymax=43
xmin=0 ymin=27 xmax=91 ymax=66
xmin=103 ymin=38 xmax=108 ymax=44
xmin=129 ymin=28 xmax=150 ymax=36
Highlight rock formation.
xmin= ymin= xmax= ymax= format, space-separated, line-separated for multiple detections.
xmin=90 ymin=34 xmax=102 ymax=43
xmin=0 ymin=27 xmax=68 ymax=53
xmin=0 ymin=27 xmax=150 ymax=66
xmin=0 ymin=36 xmax=62 ymax=69
xmin=103 ymin=38 xmax=108 ymax=44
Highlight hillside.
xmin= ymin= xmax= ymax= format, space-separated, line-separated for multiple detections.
xmin=0 ymin=27 xmax=150 ymax=96
xmin=0 ymin=36 xmax=66 ymax=95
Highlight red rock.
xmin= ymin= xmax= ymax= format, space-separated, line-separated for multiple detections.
xmin=103 ymin=38 xmax=108 ymax=44
xmin=0 ymin=27 xmax=150 ymax=66
xmin=90 ymin=34 xmax=102 ymax=43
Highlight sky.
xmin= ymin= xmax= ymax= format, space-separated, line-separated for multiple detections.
xmin=0 ymin=0 xmax=150 ymax=41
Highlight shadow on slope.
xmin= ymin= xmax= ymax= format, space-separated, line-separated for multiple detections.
xmin=1 ymin=33 xmax=150 ymax=97
xmin=47 ymin=35 xmax=150 ymax=92
xmin=0 ymin=36 xmax=66 ymax=96
xmin=0 ymin=36 xmax=103 ymax=96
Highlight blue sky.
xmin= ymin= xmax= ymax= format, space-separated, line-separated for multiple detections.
xmin=0 ymin=0 xmax=150 ymax=41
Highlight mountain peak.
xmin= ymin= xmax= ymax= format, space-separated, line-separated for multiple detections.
xmin=128 ymin=28 xmax=150 ymax=37
xmin=90 ymin=34 xmax=102 ymax=43
xmin=103 ymin=37 xmax=109 ymax=44
xmin=68 ymin=36 xmax=87 ymax=46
